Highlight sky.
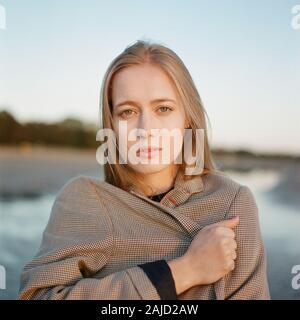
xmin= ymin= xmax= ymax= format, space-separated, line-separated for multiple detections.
xmin=0 ymin=0 xmax=299 ymax=155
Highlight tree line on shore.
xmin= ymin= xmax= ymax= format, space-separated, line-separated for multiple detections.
xmin=0 ymin=109 xmax=298 ymax=161
xmin=0 ymin=110 xmax=98 ymax=149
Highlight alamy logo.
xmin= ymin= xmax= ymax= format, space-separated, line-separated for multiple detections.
xmin=291 ymin=265 xmax=300 ymax=290
xmin=95 ymin=123 xmax=205 ymax=176
xmin=0 ymin=265 xmax=6 ymax=289
xmin=291 ymin=5 xmax=300 ymax=30
xmin=0 ymin=4 xmax=6 ymax=30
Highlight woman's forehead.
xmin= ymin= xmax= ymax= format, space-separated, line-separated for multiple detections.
xmin=111 ymin=65 xmax=179 ymax=105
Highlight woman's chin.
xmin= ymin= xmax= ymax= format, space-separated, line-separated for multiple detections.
xmin=127 ymin=163 xmax=171 ymax=175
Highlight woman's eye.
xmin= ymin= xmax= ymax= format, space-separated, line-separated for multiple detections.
xmin=119 ymin=109 xmax=135 ymax=118
xmin=157 ymin=106 xmax=172 ymax=113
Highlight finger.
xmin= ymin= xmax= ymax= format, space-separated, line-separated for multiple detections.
xmin=230 ymin=260 xmax=235 ymax=271
xmin=231 ymin=250 xmax=237 ymax=260
xmin=212 ymin=226 xmax=236 ymax=239
xmin=228 ymin=238 xmax=237 ymax=249
xmin=210 ymin=216 xmax=239 ymax=229
xmin=218 ymin=227 xmax=235 ymax=239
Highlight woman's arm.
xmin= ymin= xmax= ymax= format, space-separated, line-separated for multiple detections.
xmin=163 ymin=184 xmax=270 ymax=300
xmin=138 ymin=259 xmax=178 ymax=299
xmin=16 ymin=176 xmax=165 ymax=300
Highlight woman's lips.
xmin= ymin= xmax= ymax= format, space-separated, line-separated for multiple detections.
xmin=136 ymin=147 xmax=162 ymax=158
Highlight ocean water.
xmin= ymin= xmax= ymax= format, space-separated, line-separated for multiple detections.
xmin=0 ymin=193 xmax=55 ymax=300
xmin=0 ymin=170 xmax=299 ymax=300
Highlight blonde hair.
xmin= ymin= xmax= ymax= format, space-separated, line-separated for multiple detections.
xmin=99 ymin=39 xmax=217 ymax=195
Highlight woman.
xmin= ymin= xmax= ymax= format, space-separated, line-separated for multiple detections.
xmin=18 ymin=40 xmax=270 ymax=300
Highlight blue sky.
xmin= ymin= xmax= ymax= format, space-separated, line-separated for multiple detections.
xmin=0 ymin=0 xmax=299 ymax=154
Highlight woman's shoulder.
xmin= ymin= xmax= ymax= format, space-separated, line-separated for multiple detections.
xmin=43 ymin=175 xmax=113 ymax=241
xmin=57 ymin=174 xmax=97 ymax=192
xmin=58 ymin=174 xmax=119 ymax=195
xmin=53 ymin=175 xmax=97 ymax=206
xmin=202 ymin=170 xmax=251 ymax=193
xmin=55 ymin=174 xmax=107 ymax=201
xmin=200 ymin=170 xmax=258 ymax=214
xmin=49 ymin=175 xmax=109 ymax=223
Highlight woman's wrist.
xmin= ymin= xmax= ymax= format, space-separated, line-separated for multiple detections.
xmin=167 ymin=255 xmax=196 ymax=295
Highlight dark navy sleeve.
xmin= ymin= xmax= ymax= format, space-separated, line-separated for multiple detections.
xmin=137 ymin=259 xmax=177 ymax=300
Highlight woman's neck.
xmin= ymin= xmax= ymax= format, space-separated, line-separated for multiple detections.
xmin=141 ymin=165 xmax=179 ymax=197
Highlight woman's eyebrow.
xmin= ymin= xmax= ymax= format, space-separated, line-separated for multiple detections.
xmin=114 ymin=98 xmax=176 ymax=109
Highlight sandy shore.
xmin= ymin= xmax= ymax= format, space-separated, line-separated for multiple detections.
xmin=0 ymin=146 xmax=103 ymax=197
xmin=1 ymin=145 xmax=299 ymax=202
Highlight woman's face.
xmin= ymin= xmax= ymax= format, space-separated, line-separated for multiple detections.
xmin=111 ymin=64 xmax=188 ymax=175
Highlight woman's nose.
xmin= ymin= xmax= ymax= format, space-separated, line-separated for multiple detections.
xmin=136 ymin=112 xmax=157 ymax=137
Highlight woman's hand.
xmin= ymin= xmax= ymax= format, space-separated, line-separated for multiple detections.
xmin=167 ymin=216 xmax=239 ymax=295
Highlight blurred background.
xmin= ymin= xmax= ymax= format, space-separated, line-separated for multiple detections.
xmin=0 ymin=0 xmax=299 ymax=299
